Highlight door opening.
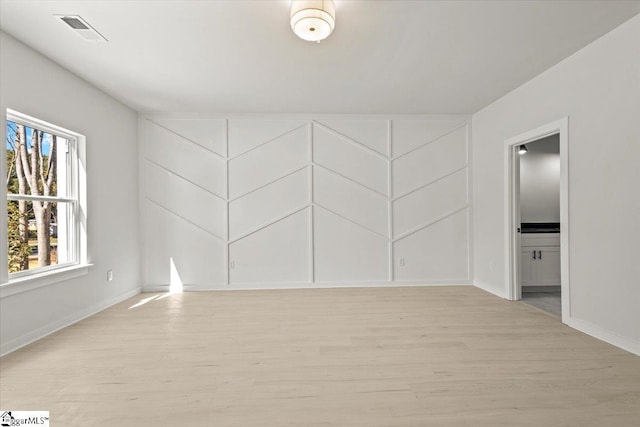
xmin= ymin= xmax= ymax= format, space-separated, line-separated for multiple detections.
xmin=519 ymin=135 xmax=561 ymax=317
xmin=504 ymin=118 xmax=570 ymax=324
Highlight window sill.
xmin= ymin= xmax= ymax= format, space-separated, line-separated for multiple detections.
xmin=0 ymin=264 xmax=93 ymax=298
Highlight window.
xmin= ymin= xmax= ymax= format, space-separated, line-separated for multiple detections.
xmin=4 ymin=110 xmax=87 ymax=286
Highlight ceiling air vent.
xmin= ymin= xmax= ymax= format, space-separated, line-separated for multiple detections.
xmin=55 ymin=15 xmax=107 ymax=42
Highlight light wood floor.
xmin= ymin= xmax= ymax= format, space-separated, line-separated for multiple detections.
xmin=1 ymin=286 xmax=639 ymax=426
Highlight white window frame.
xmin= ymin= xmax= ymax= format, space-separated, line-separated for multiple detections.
xmin=1 ymin=109 xmax=89 ymax=297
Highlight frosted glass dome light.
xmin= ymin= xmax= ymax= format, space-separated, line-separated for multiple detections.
xmin=290 ymin=0 xmax=336 ymax=42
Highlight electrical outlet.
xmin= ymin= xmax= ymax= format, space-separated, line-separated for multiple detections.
xmin=107 ymin=270 xmax=113 ymax=282
xmin=399 ymin=258 xmax=405 ymax=267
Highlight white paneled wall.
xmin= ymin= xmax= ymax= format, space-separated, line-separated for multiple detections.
xmin=141 ymin=116 xmax=471 ymax=289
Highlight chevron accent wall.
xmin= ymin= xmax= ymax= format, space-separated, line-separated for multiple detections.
xmin=141 ymin=116 xmax=471 ymax=290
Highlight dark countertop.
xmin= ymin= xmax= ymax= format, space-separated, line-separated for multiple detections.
xmin=521 ymin=222 xmax=560 ymax=234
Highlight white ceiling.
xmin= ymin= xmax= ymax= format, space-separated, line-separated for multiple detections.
xmin=1 ymin=1 xmax=639 ymax=114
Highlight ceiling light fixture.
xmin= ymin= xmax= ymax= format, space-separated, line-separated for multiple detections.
xmin=519 ymin=144 xmax=528 ymax=155
xmin=290 ymin=0 xmax=336 ymax=43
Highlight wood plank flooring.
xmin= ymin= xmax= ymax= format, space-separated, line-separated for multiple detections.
xmin=1 ymin=286 xmax=639 ymax=426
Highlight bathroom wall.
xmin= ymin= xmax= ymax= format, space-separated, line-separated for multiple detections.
xmin=520 ymin=134 xmax=560 ymax=223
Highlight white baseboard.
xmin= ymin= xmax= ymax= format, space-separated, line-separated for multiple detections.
xmin=5 ymin=283 xmax=636 ymax=358
xmin=473 ymin=280 xmax=508 ymax=299
xmin=472 ymin=281 xmax=638 ymax=356
xmin=142 ymin=280 xmax=473 ymax=292
xmin=0 ymin=287 xmax=141 ymax=357
xmin=566 ymin=316 xmax=640 ymax=356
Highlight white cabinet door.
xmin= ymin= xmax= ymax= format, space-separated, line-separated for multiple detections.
xmin=520 ymin=245 xmax=561 ymax=286
xmin=537 ymin=247 xmax=561 ymax=285
xmin=520 ymin=249 xmax=536 ymax=286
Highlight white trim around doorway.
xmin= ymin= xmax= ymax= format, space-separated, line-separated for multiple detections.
xmin=504 ymin=117 xmax=570 ymax=324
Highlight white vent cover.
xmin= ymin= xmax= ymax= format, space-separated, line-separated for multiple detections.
xmin=55 ymin=15 xmax=107 ymax=42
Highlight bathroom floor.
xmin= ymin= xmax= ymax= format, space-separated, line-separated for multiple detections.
xmin=521 ymin=286 xmax=561 ymax=318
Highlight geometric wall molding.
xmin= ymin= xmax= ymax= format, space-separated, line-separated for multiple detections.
xmin=392 ymin=119 xmax=467 ymax=158
xmin=313 ymin=166 xmax=389 ymax=238
xmin=229 ymin=168 xmax=309 ymax=241
xmin=313 ymin=124 xmax=389 ymax=196
xmin=393 ymin=209 xmax=470 ymax=281
xmin=144 ymin=200 xmax=227 ymax=287
xmin=315 ymin=119 xmax=389 ymax=156
xmin=145 ymin=161 xmax=226 ymax=239
xmin=393 ymin=168 xmax=468 ymax=238
xmin=229 ymin=125 xmax=309 ymax=200
xmin=146 ymin=120 xmax=226 ymax=198
xmin=141 ymin=115 xmax=471 ymax=289
xmin=392 ymin=125 xmax=467 ymax=197
xmin=228 ymin=119 xmax=307 ymax=158
xmin=151 ymin=118 xmax=227 ymax=156
xmin=314 ymin=206 xmax=389 ymax=282
xmin=229 ymin=208 xmax=310 ymax=285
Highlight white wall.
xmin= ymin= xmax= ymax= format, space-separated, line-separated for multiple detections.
xmin=0 ymin=32 xmax=141 ymax=355
xmin=519 ymin=134 xmax=560 ymax=223
xmin=141 ymin=115 xmax=472 ymax=289
xmin=472 ymin=15 xmax=640 ymax=354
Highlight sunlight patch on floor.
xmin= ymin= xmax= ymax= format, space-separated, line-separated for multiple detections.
xmin=128 ymin=257 xmax=184 ymax=308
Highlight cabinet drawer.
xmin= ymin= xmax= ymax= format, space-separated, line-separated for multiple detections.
xmin=521 ymin=233 xmax=560 ymax=247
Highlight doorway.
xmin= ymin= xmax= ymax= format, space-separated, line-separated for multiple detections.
xmin=518 ymin=135 xmax=561 ymax=317
xmin=504 ymin=118 xmax=570 ymax=324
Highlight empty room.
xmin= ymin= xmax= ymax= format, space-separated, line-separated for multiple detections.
xmin=1 ymin=1 xmax=639 ymax=425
